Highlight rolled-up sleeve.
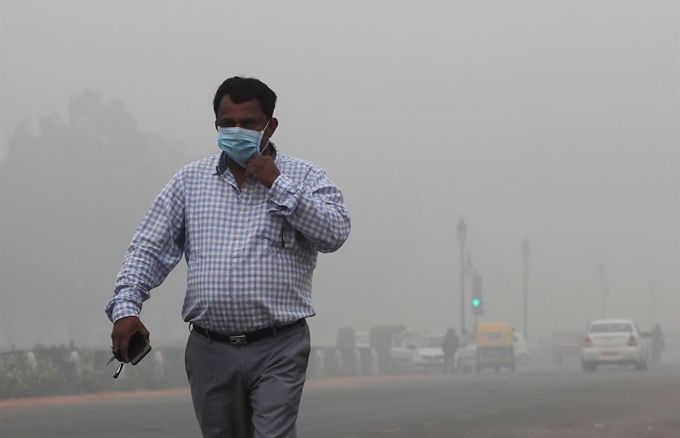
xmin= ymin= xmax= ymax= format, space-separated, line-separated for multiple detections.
xmin=267 ymin=168 xmax=350 ymax=253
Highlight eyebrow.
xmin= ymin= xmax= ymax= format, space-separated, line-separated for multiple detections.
xmin=217 ymin=117 xmax=261 ymax=124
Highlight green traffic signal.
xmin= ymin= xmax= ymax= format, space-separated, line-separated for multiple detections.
xmin=472 ymin=298 xmax=481 ymax=307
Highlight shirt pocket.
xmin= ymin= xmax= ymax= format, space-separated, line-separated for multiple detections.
xmin=255 ymin=214 xmax=286 ymax=249
xmin=281 ymin=222 xmax=309 ymax=250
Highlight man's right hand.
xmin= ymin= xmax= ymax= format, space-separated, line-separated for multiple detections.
xmin=111 ymin=316 xmax=150 ymax=363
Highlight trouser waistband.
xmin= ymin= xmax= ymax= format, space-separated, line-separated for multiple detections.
xmin=191 ymin=319 xmax=304 ymax=345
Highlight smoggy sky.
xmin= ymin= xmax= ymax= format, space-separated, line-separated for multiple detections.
xmin=1 ymin=0 xmax=678 ymax=349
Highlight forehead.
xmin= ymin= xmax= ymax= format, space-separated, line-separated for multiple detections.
xmin=216 ymin=96 xmax=265 ymax=120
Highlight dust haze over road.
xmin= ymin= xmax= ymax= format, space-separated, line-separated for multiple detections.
xmin=0 ymin=0 xmax=678 ymax=436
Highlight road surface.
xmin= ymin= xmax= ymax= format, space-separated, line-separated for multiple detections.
xmin=1 ymin=363 xmax=678 ymax=438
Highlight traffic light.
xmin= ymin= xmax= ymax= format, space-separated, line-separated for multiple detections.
xmin=472 ymin=274 xmax=484 ymax=315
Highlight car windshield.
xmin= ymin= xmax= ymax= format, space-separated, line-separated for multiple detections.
xmin=589 ymin=323 xmax=633 ymax=333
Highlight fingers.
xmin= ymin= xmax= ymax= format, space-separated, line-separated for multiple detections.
xmin=139 ymin=326 xmax=151 ymax=344
xmin=245 ymin=156 xmax=280 ymax=188
xmin=119 ymin=336 xmax=131 ymax=363
xmin=111 ymin=334 xmax=128 ymax=363
xmin=111 ymin=316 xmax=149 ymax=363
xmin=245 ymin=156 xmax=269 ymax=176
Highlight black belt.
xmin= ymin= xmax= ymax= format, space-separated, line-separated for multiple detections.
xmin=192 ymin=319 xmax=304 ymax=345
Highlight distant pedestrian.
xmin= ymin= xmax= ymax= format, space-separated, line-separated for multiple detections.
xmin=442 ymin=328 xmax=460 ymax=374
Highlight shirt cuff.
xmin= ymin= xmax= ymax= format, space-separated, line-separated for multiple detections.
xmin=106 ymin=296 xmax=142 ymax=323
xmin=267 ymin=175 xmax=301 ymax=213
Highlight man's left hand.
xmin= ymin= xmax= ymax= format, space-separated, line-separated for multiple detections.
xmin=245 ymin=156 xmax=280 ymax=188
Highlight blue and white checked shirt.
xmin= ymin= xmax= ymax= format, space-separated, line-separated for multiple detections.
xmin=105 ymin=146 xmax=351 ymax=333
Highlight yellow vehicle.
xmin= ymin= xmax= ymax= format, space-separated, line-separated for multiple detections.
xmin=476 ymin=322 xmax=515 ymax=373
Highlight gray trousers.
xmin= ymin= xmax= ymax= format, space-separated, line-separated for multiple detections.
xmin=185 ymin=320 xmax=310 ymax=438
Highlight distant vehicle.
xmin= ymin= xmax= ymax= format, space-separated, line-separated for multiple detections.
xmin=455 ymin=329 xmax=529 ymax=372
xmin=513 ymin=331 xmax=530 ymax=364
xmin=580 ymin=319 xmax=651 ymax=371
xmin=390 ymin=333 xmax=445 ymax=374
xmin=354 ymin=331 xmax=371 ymax=350
xmin=475 ymin=322 xmax=515 ymax=373
xmin=549 ymin=329 xmax=583 ymax=365
xmin=454 ymin=333 xmax=477 ymax=373
xmin=368 ymin=324 xmax=408 ymax=375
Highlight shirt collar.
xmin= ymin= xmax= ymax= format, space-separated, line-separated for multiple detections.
xmin=215 ymin=143 xmax=278 ymax=175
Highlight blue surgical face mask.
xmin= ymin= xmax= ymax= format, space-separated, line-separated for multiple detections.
xmin=217 ymin=120 xmax=270 ymax=168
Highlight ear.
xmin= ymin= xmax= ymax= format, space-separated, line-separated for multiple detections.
xmin=267 ymin=118 xmax=279 ymax=137
xmin=214 ymin=120 xmax=219 ymax=131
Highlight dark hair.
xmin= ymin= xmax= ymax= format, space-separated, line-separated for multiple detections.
xmin=213 ymin=76 xmax=277 ymax=118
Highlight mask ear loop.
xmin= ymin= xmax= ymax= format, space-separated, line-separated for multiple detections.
xmin=259 ymin=120 xmax=271 ymax=155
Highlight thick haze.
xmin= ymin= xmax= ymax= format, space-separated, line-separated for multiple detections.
xmin=1 ymin=0 xmax=678 ymax=350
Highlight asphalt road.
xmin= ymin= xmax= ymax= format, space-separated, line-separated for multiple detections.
xmin=1 ymin=363 xmax=679 ymax=438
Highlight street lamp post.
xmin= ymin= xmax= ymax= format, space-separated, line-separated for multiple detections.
xmin=598 ymin=263 xmax=607 ymax=319
xmin=458 ymin=218 xmax=467 ymax=334
xmin=522 ymin=239 xmax=530 ymax=341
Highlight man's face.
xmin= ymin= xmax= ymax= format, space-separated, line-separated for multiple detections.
xmin=215 ymin=95 xmax=278 ymax=151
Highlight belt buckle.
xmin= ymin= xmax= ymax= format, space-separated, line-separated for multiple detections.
xmin=228 ymin=335 xmax=247 ymax=345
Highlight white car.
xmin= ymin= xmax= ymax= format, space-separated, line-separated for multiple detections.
xmin=390 ymin=333 xmax=445 ymax=374
xmin=453 ymin=333 xmax=477 ymax=372
xmin=513 ymin=332 xmax=530 ymax=364
xmin=580 ymin=319 xmax=650 ymax=371
xmin=454 ymin=331 xmax=530 ymax=372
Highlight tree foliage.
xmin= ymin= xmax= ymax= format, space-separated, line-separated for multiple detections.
xmin=0 ymin=90 xmax=193 ymax=348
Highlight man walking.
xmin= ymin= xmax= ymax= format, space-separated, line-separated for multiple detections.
xmin=106 ymin=76 xmax=351 ymax=437
xmin=442 ymin=327 xmax=460 ymax=374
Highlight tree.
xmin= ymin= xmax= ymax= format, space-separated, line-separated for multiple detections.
xmin=0 ymin=90 xmax=194 ymax=349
